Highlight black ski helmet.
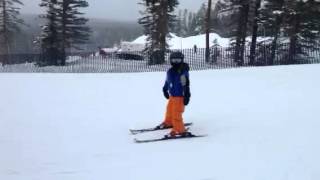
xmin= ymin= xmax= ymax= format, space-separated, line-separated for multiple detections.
xmin=169 ymin=51 xmax=184 ymax=65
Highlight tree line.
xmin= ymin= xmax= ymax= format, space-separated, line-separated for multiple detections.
xmin=172 ymin=5 xmax=207 ymax=37
xmin=0 ymin=0 xmax=90 ymax=66
xmin=138 ymin=0 xmax=320 ymax=65
xmin=214 ymin=0 xmax=320 ymax=65
xmin=1 ymin=0 xmax=320 ymax=66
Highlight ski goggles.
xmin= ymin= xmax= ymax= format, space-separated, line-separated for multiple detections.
xmin=170 ymin=58 xmax=183 ymax=63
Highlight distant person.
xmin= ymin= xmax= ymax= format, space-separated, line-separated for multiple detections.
xmin=156 ymin=51 xmax=193 ymax=137
xmin=193 ymin=44 xmax=197 ymax=54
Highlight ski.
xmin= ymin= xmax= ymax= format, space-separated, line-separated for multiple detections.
xmin=130 ymin=122 xmax=193 ymax=135
xmin=134 ymin=134 xmax=207 ymax=143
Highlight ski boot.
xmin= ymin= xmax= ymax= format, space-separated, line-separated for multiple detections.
xmin=155 ymin=123 xmax=172 ymax=130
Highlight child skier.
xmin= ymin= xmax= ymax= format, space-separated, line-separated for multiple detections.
xmin=157 ymin=51 xmax=193 ymax=137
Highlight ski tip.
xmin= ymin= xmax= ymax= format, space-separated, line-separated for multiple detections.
xmin=133 ymin=138 xmax=146 ymax=143
xmin=129 ymin=130 xmax=138 ymax=135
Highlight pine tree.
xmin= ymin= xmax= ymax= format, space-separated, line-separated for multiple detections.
xmin=173 ymin=9 xmax=183 ymax=36
xmin=260 ymin=0 xmax=285 ymax=65
xmin=187 ymin=12 xmax=193 ymax=35
xmin=0 ymin=0 xmax=24 ymax=65
xmin=56 ymin=0 xmax=90 ymax=65
xmin=301 ymin=0 xmax=320 ymax=49
xmin=195 ymin=3 xmax=206 ymax=35
xmin=181 ymin=9 xmax=188 ymax=37
xmin=173 ymin=4 xmax=207 ymax=37
xmin=214 ymin=0 xmax=251 ymax=65
xmin=138 ymin=0 xmax=153 ymax=53
xmin=174 ymin=9 xmax=200 ymax=37
xmin=205 ymin=0 xmax=213 ymax=62
xmin=138 ymin=0 xmax=179 ymax=65
xmin=39 ymin=0 xmax=61 ymax=66
xmin=188 ymin=12 xmax=198 ymax=36
xmin=232 ymin=0 xmax=250 ymax=66
xmin=39 ymin=0 xmax=90 ymax=66
xmin=283 ymin=0 xmax=320 ymax=64
xmin=249 ymin=0 xmax=262 ymax=65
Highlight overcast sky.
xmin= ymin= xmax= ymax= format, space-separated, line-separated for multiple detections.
xmin=21 ymin=0 xmax=208 ymax=21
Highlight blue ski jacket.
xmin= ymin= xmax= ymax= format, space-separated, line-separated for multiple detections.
xmin=163 ymin=63 xmax=190 ymax=97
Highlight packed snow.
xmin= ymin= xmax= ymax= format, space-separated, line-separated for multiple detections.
xmin=1 ymin=64 xmax=320 ymax=180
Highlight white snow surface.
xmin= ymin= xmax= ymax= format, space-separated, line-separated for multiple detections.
xmin=132 ymin=33 xmax=231 ymax=49
xmin=1 ymin=64 xmax=320 ymax=180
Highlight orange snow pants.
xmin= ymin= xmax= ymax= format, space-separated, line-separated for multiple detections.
xmin=163 ymin=96 xmax=186 ymax=134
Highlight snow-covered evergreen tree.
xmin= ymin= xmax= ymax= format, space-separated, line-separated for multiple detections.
xmin=0 ymin=0 xmax=24 ymax=65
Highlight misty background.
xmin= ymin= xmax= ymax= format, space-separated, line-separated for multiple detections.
xmin=21 ymin=0 xmax=207 ymax=21
xmin=14 ymin=0 xmax=208 ymax=53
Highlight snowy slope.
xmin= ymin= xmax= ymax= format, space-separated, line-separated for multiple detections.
xmin=131 ymin=33 xmax=285 ymax=49
xmin=131 ymin=33 xmax=290 ymax=49
xmin=1 ymin=65 xmax=320 ymax=180
xmin=132 ymin=33 xmax=230 ymax=49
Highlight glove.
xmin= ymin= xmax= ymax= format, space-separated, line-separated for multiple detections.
xmin=184 ymin=96 xmax=190 ymax=105
xmin=163 ymin=90 xmax=169 ymax=99
xmin=184 ymin=87 xmax=191 ymax=105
